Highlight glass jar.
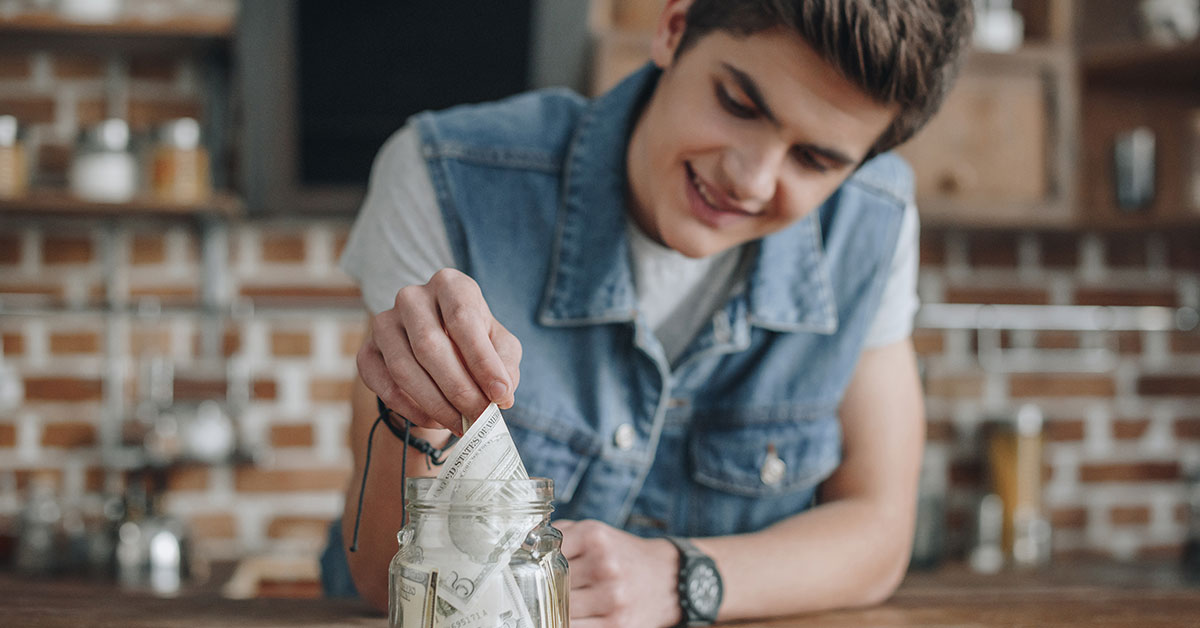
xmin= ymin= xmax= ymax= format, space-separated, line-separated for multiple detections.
xmin=390 ymin=477 xmax=568 ymax=628
xmin=151 ymin=118 xmax=212 ymax=204
xmin=0 ymin=114 xmax=29 ymax=199
xmin=70 ymin=119 xmax=138 ymax=203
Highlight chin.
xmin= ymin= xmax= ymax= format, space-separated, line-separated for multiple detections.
xmin=675 ymin=245 xmax=713 ymax=259
xmin=664 ymin=230 xmax=728 ymax=259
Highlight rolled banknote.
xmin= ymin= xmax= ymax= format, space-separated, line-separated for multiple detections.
xmin=421 ymin=403 xmax=542 ymax=614
xmin=426 ymin=403 xmax=528 ymax=499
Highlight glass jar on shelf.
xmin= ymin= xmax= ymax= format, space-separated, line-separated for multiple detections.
xmin=0 ymin=114 xmax=29 ymax=199
xmin=70 ymin=118 xmax=138 ymax=203
xmin=390 ymin=477 xmax=568 ymax=628
xmin=150 ymin=117 xmax=212 ymax=204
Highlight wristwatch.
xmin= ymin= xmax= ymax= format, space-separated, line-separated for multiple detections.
xmin=665 ymin=536 xmax=723 ymax=627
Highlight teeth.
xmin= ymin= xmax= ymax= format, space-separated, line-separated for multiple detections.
xmin=690 ymin=168 xmax=719 ymax=208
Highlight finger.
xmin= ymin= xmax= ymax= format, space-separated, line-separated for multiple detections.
xmin=357 ymin=340 xmax=446 ymax=430
xmin=564 ymin=549 xmax=623 ymax=589
xmin=567 ymin=585 xmax=619 ymax=619
xmin=556 ymin=521 xmax=590 ymax=560
xmin=398 ymin=292 xmax=492 ymax=421
xmin=371 ymin=314 xmax=463 ymax=433
xmin=490 ymin=320 xmax=522 ymax=408
xmin=433 ymin=277 xmax=514 ymax=406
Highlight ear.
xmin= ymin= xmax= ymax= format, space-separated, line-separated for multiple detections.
xmin=649 ymin=0 xmax=693 ymax=69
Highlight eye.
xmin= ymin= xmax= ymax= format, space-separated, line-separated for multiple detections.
xmin=715 ymin=82 xmax=756 ymax=119
xmin=791 ymin=147 xmax=830 ymax=173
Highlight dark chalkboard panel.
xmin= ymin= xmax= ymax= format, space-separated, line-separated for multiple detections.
xmin=295 ymin=1 xmax=533 ymax=185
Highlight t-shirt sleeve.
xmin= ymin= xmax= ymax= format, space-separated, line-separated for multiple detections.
xmin=339 ymin=124 xmax=457 ymax=315
xmin=863 ymin=202 xmax=920 ymax=349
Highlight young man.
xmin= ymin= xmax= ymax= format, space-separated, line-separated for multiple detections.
xmin=328 ymin=0 xmax=973 ymax=625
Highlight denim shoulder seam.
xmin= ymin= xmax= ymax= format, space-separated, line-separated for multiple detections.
xmin=416 ymin=118 xmax=472 ymax=273
xmin=843 ymin=176 xmax=911 ymax=209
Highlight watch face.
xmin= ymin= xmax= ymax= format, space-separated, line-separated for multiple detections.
xmin=685 ymin=561 xmax=722 ymax=619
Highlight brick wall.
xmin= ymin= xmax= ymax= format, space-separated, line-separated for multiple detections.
xmin=917 ymin=228 xmax=1200 ymax=561
xmin=4 ymin=220 xmax=1199 ymax=566
xmin=0 ymin=217 xmax=363 ymax=562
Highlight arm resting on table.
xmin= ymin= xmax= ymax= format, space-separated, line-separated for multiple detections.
xmin=698 ymin=338 xmax=925 ymax=620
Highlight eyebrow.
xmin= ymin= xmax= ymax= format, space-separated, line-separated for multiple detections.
xmin=721 ymin=62 xmax=859 ymax=168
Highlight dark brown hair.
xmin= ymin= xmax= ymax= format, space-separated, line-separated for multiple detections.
xmin=676 ymin=0 xmax=974 ymax=161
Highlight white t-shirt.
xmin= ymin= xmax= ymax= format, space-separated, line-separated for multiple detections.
xmin=340 ymin=125 xmax=919 ymax=361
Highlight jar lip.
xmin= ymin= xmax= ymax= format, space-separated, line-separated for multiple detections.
xmin=406 ymin=477 xmax=553 ymax=487
xmin=158 ymin=118 xmax=201 ymax=150
xmin=78 ymin=119 xmax=131 ymax=152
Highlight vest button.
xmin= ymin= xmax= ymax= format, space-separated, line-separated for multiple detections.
xmin=613 ymin=423 xmax=636 ymax=451
xmin=760 ymin=449 xmax=786 ymax=486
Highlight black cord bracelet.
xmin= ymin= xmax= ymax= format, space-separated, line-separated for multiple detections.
xmin=372 ymin=396 xmax=461 ymax=465
xmin=348 ymin=398 xmax=462 ymax=552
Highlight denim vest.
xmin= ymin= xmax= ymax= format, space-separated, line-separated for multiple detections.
xmin=413 ymin=64 xmax=912 ymax=538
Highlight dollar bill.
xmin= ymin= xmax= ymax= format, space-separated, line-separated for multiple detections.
xmin=392 ymin=564 xmax=436 ymax=628
xmin=395 ymin=563 xmax=533 ymax=628
xmin=426 ymin=403 xmax=529 ymax=499
xmin=419 ymin=403 xmax=544 ymax=612
xmin=500 ymin=568 xmax=537 ymax=628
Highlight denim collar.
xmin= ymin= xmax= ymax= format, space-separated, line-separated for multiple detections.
xmin=538 ymin=64 xmax=837 ymax=335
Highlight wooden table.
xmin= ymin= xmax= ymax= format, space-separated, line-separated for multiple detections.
xmin=4 ymin=562 xmax=1199 ymax=627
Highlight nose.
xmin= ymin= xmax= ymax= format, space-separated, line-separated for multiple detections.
xmin=719 ymin=138 xmax=787 ymax=208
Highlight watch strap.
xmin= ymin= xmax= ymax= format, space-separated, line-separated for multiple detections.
xmin=666 ymin=535 xmax=704 ymax=560
xmin=665 ymin=536 xmax=721 ymax=627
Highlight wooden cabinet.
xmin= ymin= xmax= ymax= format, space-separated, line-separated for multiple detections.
xmin=1078 ymin=40 xmax=1200 ymax=228
xmin=898 ymin=47 xmax=1076 ymax=227
xmin=913 ymin=0 xmax=1200 ymax=228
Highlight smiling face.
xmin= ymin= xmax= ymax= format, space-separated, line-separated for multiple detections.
xmin=625 ymin=0 xmax=898 ymax=258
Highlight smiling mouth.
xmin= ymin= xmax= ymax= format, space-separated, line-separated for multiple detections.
xmin=687 ymin=163 xmax=721 ymax=208
xmin=685 ymin=162 xmax=754 ymax=217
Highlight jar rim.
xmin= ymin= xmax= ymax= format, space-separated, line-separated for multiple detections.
xmin=405 ymin=476 xmax=553 ymax=494
xmin=404 ymin=477 xmax=555 ymax=512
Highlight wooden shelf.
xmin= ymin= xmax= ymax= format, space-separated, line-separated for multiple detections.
xmin=0 ymin=11 xmax=233 ymax=39
xmin=0 ymin=11 xmax=233 ymax=52
xmin=0 ymin=189 xmax=242 ymax=218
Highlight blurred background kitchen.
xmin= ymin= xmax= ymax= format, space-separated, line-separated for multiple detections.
xmin=0 ymin=0 xmax=1198 ymax=599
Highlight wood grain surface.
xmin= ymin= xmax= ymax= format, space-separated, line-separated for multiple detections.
xmin=4 ymin=562 xmax=1198 ymax=627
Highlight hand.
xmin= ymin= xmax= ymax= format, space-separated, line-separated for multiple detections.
xmin=556 ymin=519 xmax=683 ymax=628
xmin=357 ymin=268 xmax=522 ymax=434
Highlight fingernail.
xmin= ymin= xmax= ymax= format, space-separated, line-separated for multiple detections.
xmin=488 ymin=380 xmax=509 ymax=402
